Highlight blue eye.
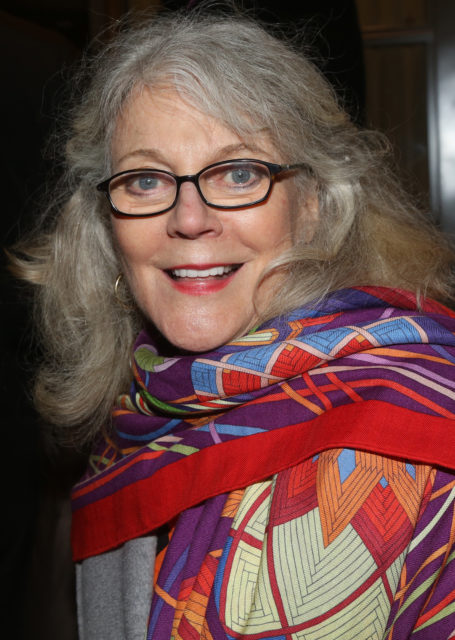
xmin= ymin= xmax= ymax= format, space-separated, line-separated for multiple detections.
xmin=230 ymin=169 xmax=251 ymax=184
xmin=138 ymin=176 xmax=159 ymax=190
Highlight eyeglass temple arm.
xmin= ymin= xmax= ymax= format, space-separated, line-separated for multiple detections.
xmin=280 ymin=162 xmax=314 ymax=176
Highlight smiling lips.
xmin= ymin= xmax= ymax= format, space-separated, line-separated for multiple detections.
xmin=166 ymin=263 xmax=241 ymax=295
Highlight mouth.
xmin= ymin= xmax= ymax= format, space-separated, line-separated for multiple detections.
xmin=164 ymin=263 xmax=242 ymax=296
xmin=166 ymin=264 xmax=242 ymax=280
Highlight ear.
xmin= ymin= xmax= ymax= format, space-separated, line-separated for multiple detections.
xmin=299 ymin=189 xmax=319 ymax=242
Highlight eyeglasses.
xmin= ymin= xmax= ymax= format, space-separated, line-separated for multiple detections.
xmin=97 ymin=158 xmax=308 ymax=217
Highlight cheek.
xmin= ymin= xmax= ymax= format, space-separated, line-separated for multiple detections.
xmin=110 ymin=223 xmax=162 ymax=309
xmin=112 ymin=220 xmax=157 ymax=269
xmin=114 ymin=233 xmax=134 ymax=266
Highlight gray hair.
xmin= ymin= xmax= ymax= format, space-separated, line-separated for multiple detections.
xmin=11 ymin=7 xmax=455 ymax=445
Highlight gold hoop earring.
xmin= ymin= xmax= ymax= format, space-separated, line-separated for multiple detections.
xmin=114 ymin=273 xmax=134 ymax=310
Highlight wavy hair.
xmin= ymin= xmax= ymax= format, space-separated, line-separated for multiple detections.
xmin=10 ymin=6 xmax=455 ymax=444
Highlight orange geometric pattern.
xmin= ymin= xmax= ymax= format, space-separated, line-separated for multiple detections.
xmin=316 ymin=450 xmax=431 ymax=547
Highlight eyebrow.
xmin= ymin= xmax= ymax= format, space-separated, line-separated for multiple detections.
xmin=115 ymin=142 xmax=271 ymax=167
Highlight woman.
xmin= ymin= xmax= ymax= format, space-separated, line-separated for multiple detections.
xmin=12 ymin=7 xmax=455 ymax=640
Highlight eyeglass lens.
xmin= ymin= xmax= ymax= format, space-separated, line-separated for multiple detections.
xmin=108 ymin=161 xmax=272 ymax=215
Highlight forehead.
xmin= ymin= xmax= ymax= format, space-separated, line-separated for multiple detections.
xmin=111 ymin=86 xmax=279 ymax=169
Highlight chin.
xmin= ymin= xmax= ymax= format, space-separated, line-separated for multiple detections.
xmin=145 ymin=303 xmax=257 ymax=354
xmin=168 ymin=333 xmax=230 ymax=354
xmin=155 ymin=321 xmax=250 ymax=355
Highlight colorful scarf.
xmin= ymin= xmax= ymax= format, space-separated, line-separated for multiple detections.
xmin=72 ymin=286 xmax=455 ymax=638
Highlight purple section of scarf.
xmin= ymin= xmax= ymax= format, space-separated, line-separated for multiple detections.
xmin=147 ymin=493 xmax=231 ymax=639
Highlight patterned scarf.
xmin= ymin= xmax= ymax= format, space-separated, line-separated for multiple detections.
xmin=72 ymin=286 xmax=455 ymax=562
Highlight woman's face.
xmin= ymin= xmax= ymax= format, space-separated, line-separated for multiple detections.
xmin=110 ymin=88 xmax=316 ymax=352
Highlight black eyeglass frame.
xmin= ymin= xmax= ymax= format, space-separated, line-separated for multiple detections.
xmin=96 ymin=158 xmax=309 ymax=218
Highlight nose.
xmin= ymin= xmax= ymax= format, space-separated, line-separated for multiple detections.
xmin=166 ymin=181 xmax=222 ymax=239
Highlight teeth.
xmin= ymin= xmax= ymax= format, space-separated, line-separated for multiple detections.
xmin=171 ymin=265 xmax=235 ymax=278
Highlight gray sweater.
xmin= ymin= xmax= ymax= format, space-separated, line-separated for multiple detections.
xmin=76 ymin=536 xmax=157 ymax=640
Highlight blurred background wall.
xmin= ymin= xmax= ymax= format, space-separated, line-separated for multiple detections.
xmin=1 ymin=1 xmax=454 ymax=638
